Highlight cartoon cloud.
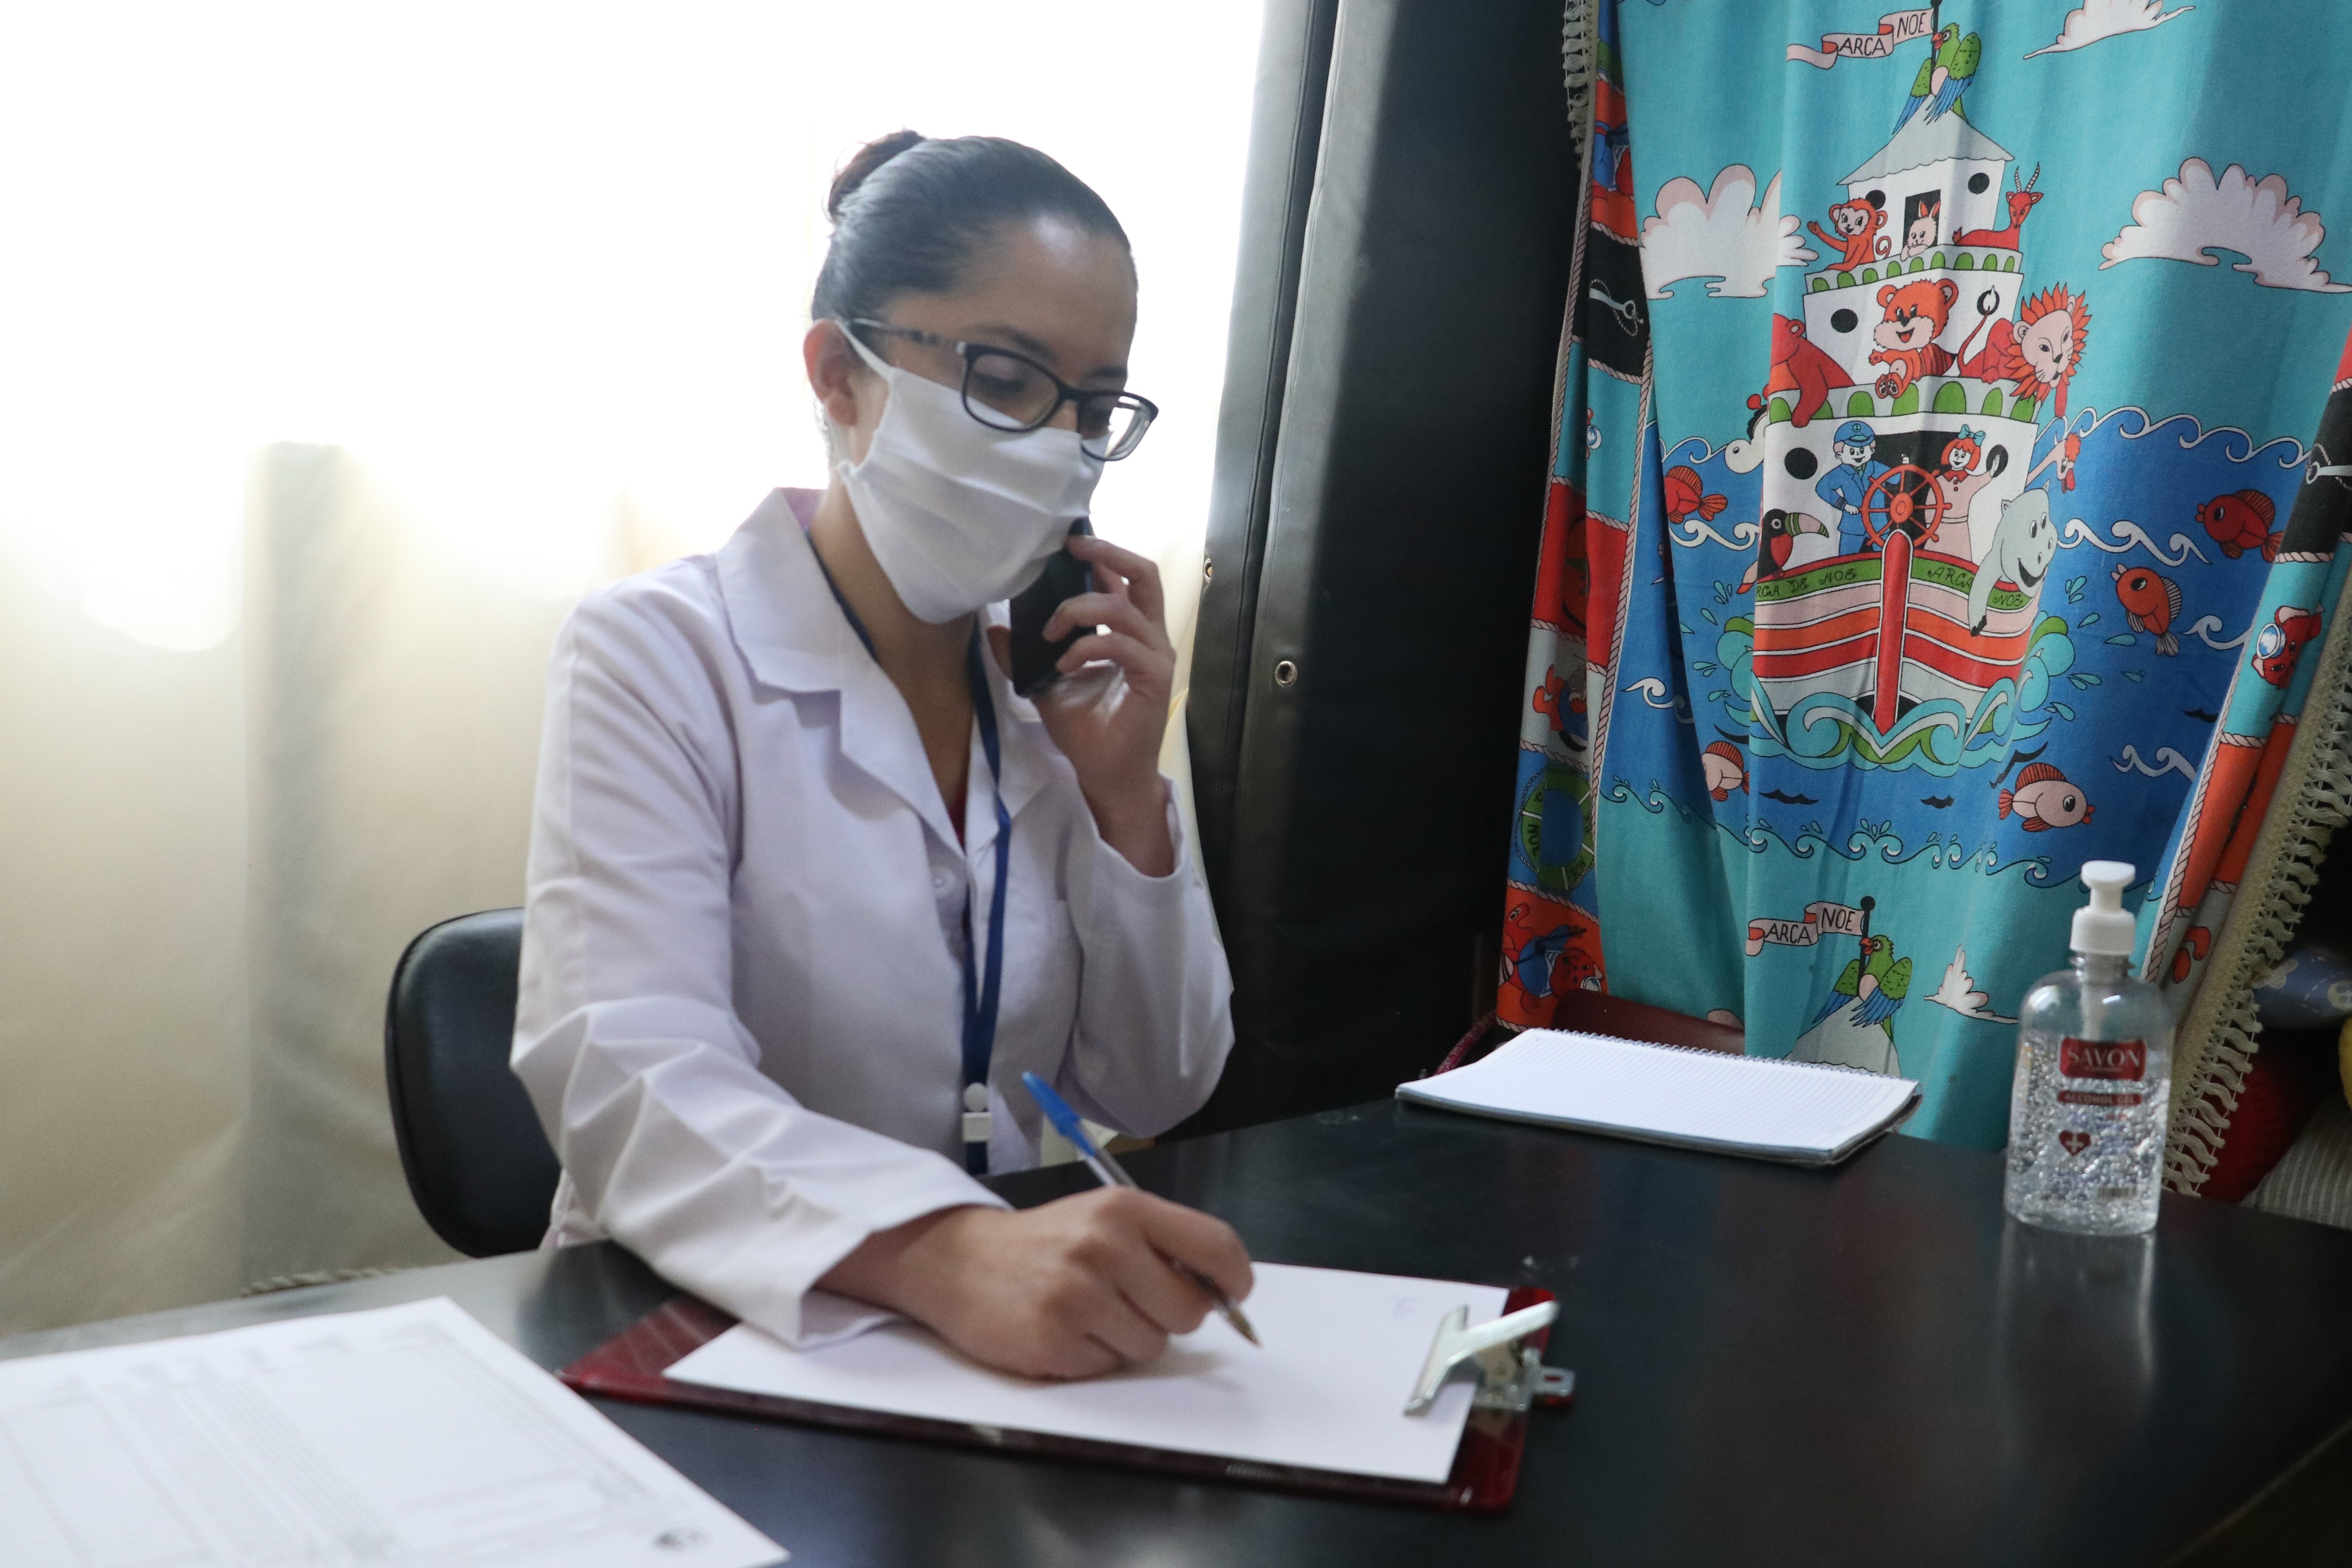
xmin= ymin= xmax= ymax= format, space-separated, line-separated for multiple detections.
xmin=2025 ymin=0 xmax=2194 ymax=59
xmin=1639 ymin=166 xmax=1816 ymax=300
xmin=2100 ymin=159 xmax=2351 ymax=293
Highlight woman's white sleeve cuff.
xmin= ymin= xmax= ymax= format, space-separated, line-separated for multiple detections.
xmin=1084 ymin=779 xmax=1196 ymax=909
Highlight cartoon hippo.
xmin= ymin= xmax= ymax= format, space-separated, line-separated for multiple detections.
xmin=1967 ymin=487 xmax=2059 ymax=636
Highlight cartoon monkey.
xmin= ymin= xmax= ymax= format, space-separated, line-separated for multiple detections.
xmin=1807 ymin=199 xmax=1888 ymax=270
xmin=1869 ymin=278 xmax=1958 ymax=399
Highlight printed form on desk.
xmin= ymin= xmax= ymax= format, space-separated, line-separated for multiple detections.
xmin=0 ymin=1297 xmax=783 ymax=1568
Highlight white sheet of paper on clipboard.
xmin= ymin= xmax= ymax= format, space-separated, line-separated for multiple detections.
xmin=665 ymin=1263 xmax=1512 ymax=1485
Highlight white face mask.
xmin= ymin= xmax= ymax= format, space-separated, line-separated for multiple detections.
xmin=834 ymin=325 xmax=1102 ymax=623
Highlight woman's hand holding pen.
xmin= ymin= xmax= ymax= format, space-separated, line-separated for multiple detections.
xmin=986 ymin=534 xmax=1177 ymax=877
xmin=819 ymin=1189 xmax=1254 ymax=1380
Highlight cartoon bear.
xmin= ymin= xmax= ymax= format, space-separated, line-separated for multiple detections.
xmin=1869 ymin=278 xmax=1958 ymax=399
xmin=1752 ymin=314 xmax=1854 ymax=429
xmin=1807 ymin=199 xmax=1888 ymax=270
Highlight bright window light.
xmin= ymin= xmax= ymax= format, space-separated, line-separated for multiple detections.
xmin=0 ymin=2 xmax=1264 ymax=648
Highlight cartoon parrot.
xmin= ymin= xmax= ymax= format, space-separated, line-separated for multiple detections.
xmin=1789 ymin=933 xmax=1913 ymax=1077
xmin=1894 ymin=26 xmax=1981 ymax=132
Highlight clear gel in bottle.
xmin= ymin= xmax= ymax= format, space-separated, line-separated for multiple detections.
xmin=2004 ymin=861 xmax=2174 ymax=1235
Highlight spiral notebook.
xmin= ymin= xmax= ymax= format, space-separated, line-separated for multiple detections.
xmin=1397 ymin=1028 xmax=1919 ymax=1166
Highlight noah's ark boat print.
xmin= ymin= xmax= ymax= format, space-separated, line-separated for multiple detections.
xmin=1741 ymin=69 xmax=2068 ymax=762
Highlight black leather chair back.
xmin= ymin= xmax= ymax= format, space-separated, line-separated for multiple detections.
xmin=384 ymin=908 xmax=561 ymax=1256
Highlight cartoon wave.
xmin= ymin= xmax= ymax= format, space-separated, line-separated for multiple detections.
xmin=1622 ymin=677 xmax=1692 ymax=718
xmin=1669 ymin=516 xmax=1762 ymax=551
xmin=1708 ymin=813 xmax=2067 ymax=884
xmin=1746 ymin=687 xmax=2052 ymax=777
xmin=1601 ymin=778 xmax=2073 ymax=885
xmin=2186 ymin=615 xmax=2251 ymax=651
xmin=1664 ymin=435 xmax=1720 ymax=468
xmin=2056 ymin=516 xmax=2210 ymax=565
xmin=2091 ymin=406 xmax=2307 ymax=472
xmin=1612 ymin=781 xmax=1701 ymax=823
xmin=2113 ymin=745 xmax=2197 ymax=780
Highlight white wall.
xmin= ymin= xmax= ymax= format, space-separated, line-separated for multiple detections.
xmin=0 ymin=0 xmax=1265 ymax=1331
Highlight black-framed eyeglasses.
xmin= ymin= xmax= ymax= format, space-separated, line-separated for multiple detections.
xmin=844 ymin=318 xmax=1158 ymax=461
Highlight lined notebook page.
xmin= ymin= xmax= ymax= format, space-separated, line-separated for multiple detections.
xmin=1398 ymin=1029 xmax=1918 ymax=1162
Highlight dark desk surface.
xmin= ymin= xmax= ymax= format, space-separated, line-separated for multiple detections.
xmin=11 ymin=1102 xmax=2352 ymax=1567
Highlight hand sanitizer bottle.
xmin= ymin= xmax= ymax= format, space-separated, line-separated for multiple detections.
xmin=2003 ymin=861 xmax=2174 ymax=1235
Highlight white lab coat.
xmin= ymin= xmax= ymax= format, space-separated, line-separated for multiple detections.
xmin=511 ymin=489 xmax=1234 ymax=1345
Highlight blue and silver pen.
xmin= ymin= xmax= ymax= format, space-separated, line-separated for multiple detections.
xmin=1019 ymin=1070 xmax=1259 ymax=1346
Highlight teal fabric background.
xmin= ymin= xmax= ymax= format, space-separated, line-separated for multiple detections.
xmin=1501 ymin=0 xmax=2352 ymax=1147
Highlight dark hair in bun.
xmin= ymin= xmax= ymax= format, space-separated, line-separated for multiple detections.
xmin=825 ymin=129 xmax=925 ymax=222
xmin=812 ymin=132 xmax=1129 ymax=325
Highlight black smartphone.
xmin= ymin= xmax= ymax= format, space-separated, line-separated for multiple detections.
xmin=1008 ymin=517 xmax=1095 ymax=697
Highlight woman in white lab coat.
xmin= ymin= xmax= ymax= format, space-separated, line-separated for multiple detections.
xmin=512 ymin=132 xmax=1249 ymax=1379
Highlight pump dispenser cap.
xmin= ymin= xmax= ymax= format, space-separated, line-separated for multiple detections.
xmin=2072 ymin=860 xmax=2138 ymax=957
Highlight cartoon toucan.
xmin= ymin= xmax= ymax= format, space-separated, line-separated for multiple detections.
xmin=1741 ymin=508 xmax=1832 ymax=593
xmin=1894 ymin=25 xmax=1981 ymax=132
xmin=1759 ymin=508 xmax=1829 ymax=576
xmin=1788 ymin=898 xmax=1912 ymax=1077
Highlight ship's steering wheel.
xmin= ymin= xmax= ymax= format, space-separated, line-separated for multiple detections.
xmin=1862 ymin=463 xmax=1946 ymax=547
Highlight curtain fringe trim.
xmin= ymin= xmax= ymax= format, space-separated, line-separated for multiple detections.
xmin=1562 ymin=0 xmax=1594 ymax=169
xmin=2162 ymin=577 xmax=2352 ymax=1194
xmin=1547 ymin=0 xmax=1598 ymax=470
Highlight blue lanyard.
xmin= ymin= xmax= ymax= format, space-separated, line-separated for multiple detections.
xmin=813 ymin=551 xmax=1011 ymax=1176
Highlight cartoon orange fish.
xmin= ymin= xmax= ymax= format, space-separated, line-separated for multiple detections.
xmin=2197 ymin=490 xmax=2281 ymax=562
xmin=1701 ymin=741 xmax=1748 ymax=801
xmin=1663 ymin=466 xmax=1727 ymax=527
xmin=1998 ymin=762 xmax=2094 ymax=832
xmin=2111 ymin=564 xmax=2182 ymax=656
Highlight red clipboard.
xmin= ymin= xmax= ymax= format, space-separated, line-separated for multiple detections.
xmin=561 ymin=1286 xmax=1564 ymax=1514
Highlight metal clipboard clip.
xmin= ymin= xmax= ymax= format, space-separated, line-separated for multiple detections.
xmin=1403 ymin=1300 xmax=1576 ymax=1417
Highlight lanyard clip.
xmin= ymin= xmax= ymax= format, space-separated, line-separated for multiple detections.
xmin=962 ymin=1082 xmax=992 ymax=1161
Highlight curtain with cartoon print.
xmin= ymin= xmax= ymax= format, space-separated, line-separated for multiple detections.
xmin=1501 ymin=0 xmax=2352 ymax=1173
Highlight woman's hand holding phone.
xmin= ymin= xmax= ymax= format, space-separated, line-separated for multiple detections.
xmin=819 ymin=1189 xmax=1255 ymax=1379
xmin=986 ymin=533 xmax=1177 ymax=877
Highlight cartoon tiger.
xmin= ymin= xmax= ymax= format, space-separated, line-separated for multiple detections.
xmin=1869 ymin=279 xmax=1958 ymax=399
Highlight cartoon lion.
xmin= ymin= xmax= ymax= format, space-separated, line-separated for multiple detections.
xmin=1868 ymin=278 xmax=1958 ymax=398
xmin=2005 ymin=284 xmax=2090 ymax=419
xmin=1807 ymin=199 xmax=1888 ymax=270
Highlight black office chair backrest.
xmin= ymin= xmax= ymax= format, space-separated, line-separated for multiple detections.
xmin=384 ymin=907 xmax=561 ymax=1257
